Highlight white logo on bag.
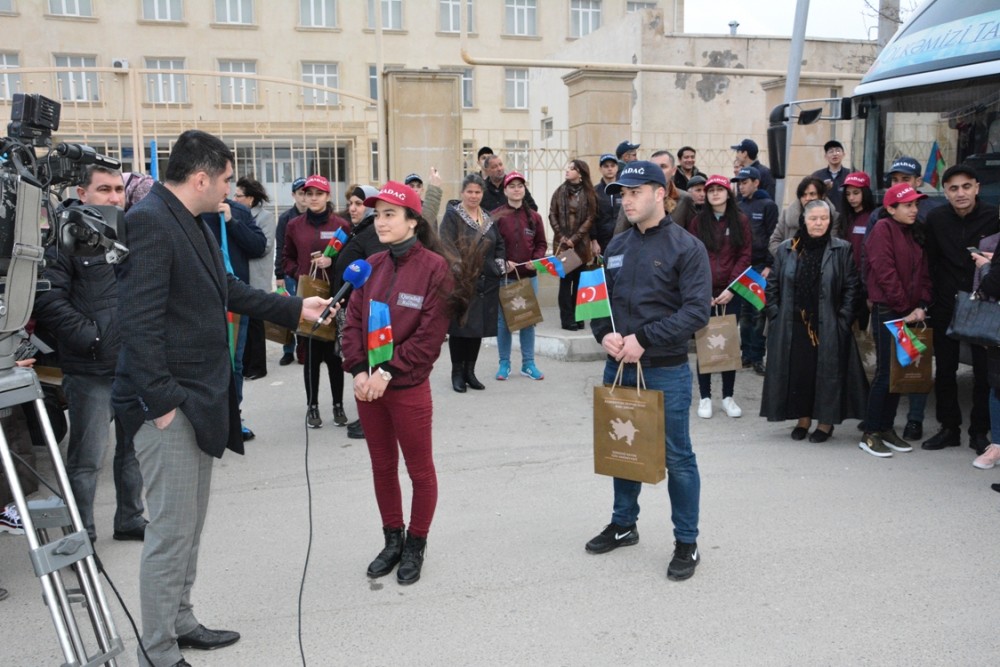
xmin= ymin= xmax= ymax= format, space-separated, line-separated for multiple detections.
xmin=609 ymin=418 xmax=638 ymax=446
xmin=509 ymin=295 xmax=527 ymax=310
xmin=706 ymin=334 xmax=727 ymax=350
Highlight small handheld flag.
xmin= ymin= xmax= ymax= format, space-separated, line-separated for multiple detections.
xmin=323 ymin=228 xmax=349 ymax=258
xmin=575 ymin=268 xmax=612 ymax=321
xmin=729 ymin=267 xmax=767 ymax=311
xmin=531 ymin=255 xmax=565 ymax=279
xmin=885 ymin=319 xmax=926 ymax=367
xmin=367 ymin=300 xmax=394 ymax=368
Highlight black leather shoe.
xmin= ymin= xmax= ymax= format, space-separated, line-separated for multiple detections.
xmin=451 ymin=372 xmax=467 ymax=393
xmin=279 ymin=353 xmax=295 ymax=366
xmin=171 ymin=660 xmax=192 ymax=667
xmin=347 ymin=419 xmax=365 ymax=439
xmin=367 ymin=527 xmax=405 ymax=578
xmin=464 ymin=367 xmax=486 ymax=390
xmin=902 ymin=420 xmax=922 ymax=441
xmin=397 ymin=532 xmax=427 ymax=585
xmin=992 ymin=483 xmax=1000 ymax=494
xmin=113 ymin=524 xmax=146 ymax=541
xmin=809 ymin=426 xmax=834 ymax=443
xmin=970 ymin=432 xmax=990 ymax=456
xmin=752 ymin=362 xmax=766 ymax=376
xmin=177 ymin=624 xmax=240 ymax=651
xmin=921 ymin=427 xmax=961 ymax=450
xmin=791 ymin=426 xmax=809 ymax=440
xmin=244 ymin=372 xmax=266 ymax=380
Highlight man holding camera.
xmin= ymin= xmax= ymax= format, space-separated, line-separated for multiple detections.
xmin=33 ymin=165 xmax=147 ymax=544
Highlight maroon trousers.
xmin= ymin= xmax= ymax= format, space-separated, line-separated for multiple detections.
xmin=356 ymin=380 xmax=437 ymax=538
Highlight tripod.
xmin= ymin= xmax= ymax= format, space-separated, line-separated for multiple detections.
xmin=0 ymin=360 xmax=125 ymax=666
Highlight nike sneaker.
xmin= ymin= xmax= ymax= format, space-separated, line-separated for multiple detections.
xmin=585 ymin=522 xmax=639 ymax=554
xmin=667 ymin=541 xmax=699 ymax=581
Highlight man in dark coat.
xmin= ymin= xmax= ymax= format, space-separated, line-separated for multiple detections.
xmin=480 ymin=154 xmax=538 ymax=212
xmin=113 ymin=130 xmax=331 ymax=667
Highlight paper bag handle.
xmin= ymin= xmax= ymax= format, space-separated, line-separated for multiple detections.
xmin=608 ymin=361 xmax=647 ymax=396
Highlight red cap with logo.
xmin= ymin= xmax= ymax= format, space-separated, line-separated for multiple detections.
xmin=704 ymin=174 xmax=732 ymax=191
xmin=364 ymin=180 xmax=423 ymax=215
xmin=883 ymin=182 xmax=927 ymax=209
xmin=843 ymin=172 xmax=871 ymax=189
xmin=303 ymin=174 xmax=330 ymax=193
xmin=503 ymin=171 xmax=526 ymax=189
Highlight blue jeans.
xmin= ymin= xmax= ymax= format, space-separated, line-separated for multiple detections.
xmin=234 ymin=314 xmax=249 ymax=404
xmin=283 ymin=276 xmax=298 ymax=355
xmin=738 ymin=264 xmax=767 ymax=363
xmin=865 ymin=305 xmax=903 ymax=432
xmin=497 ymin=276 xmax=537 ymax=365
xmin=906 ymin=392 xmax=927 ymax=423
xmin=63 ymin=373 xmax=145 ymax=539
xmin=604 ymin=360 xmax=700 ymax=543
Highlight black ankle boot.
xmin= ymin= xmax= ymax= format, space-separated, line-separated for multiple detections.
xmin=367 ymin=527 xmax=405 ymax=578
xmin=464 ymin=364 xmax=485 ymax=390
xmin=451 ymin=363 xmax=467 ymax=393
xmin=396 ymin=532 xmax=426 ymax=585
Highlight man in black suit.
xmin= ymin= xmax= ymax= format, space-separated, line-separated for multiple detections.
xmin=113 ymin=130 xmax=331 ymax=667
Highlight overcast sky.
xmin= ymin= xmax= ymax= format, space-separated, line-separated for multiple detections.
xmin=684 ymin=0 xmax=917 ymax=41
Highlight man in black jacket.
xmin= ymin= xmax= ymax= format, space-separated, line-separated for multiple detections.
xmin=480 ymin=154 xmax=538 ymax=212
xmin=33 ymin=166 xmax=147 ymax=544
xmin=921 ymin=164 xmax=999 ymax=453
xmin=732 ymin=138 xmax=775 ymax=200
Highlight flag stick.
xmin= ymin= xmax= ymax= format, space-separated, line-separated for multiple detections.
xmin=602 ymin=265 xmax=617 ymax=335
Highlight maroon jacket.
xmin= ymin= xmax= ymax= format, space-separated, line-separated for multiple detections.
xmin=491 ymin=203 xmax=548 ymax=279
xmin=845 ymin=208 xmax=870 ymax=275
xmin=281 ymin=209 xmax=351 ymax=280
xmin=864 ymin=216 xmax=931 ymax=314
xmin=686 ymin=213 xmax=752 ymax=296
xmin=342 ymin=242 xmax=453 ymax=388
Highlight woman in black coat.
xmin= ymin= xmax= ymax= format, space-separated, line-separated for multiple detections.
xmin=760 ymin=200 xmax=868 ymax=441
xmin=439 ymin=174 xmax=506 ymax=393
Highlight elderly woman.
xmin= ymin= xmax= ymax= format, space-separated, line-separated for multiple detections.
xmin=767 ymin=177 xmax=842 ymax=257
xmin=761 ymin=200 xmax=868 ymax=441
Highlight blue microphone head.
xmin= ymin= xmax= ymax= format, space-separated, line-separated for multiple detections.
xmin=343 ymin=259 xmax=372 ymax=288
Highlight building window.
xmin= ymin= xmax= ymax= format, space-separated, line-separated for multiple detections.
xmin=370 ymin=140 xmax=379 ymax=182
xmin=368 ymin=64 xmax=378 ymax=101
xmin=301 ymin=62 xmax=339 ymax=105
xmin=504 ymin=0 xmax=535 ymax=36
xmin=504 ymin=140 xmax=529 ymax=174
xmin=504 ymin=68 xmax=528 ymax=109
xmin=215 ymin=0 xmax=253 ymax=24
xmin=626 ymin=1 xmax=656 ymax=11
xmin=219 ymin=59 xmax=257 ymax=104
xmin=54 ymin=54 xmax=98 ymax=101
xmin=439 ymin=0 xmax=473 ymax=33
xmin=0 ymin=53 xmax=20 ymax=100
xmin=145 ymin=58 xmax=187 ymax=103
xmin=541 ymin=117 xmax=553 ymax=140
xmin=570 ymin=0 xmax=601 ymax=38
xmin=49 ymin=0 xmax=92 ymax=16
xmin=143 ymin=0 xmax=182 ymax=21
xmin=461 ymin=68 xmax=474 ymax=108
xmin=0 ymin=0 xmax=13 ymax=12
xmin=367 ymin=0 xmax=402 ymax=30
xmin=300 ymin=0 xmax=335 ymax=28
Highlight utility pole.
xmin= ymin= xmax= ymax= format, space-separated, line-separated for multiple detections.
xmin=777 ymin=0 xmax=810 ymax=206
xmin=878 ymin=0 xmax=901 ymax=48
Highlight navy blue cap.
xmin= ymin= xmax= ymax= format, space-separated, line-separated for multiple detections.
xmin=605 ymin=160 xmax=667 ymax=195
xmin=599 ymin=153 xmax=618 ymax=165
xmin=731 ymin=138 xmax=759 ymax=157
xmin=291 ymin=177 xmax=307 ymax=192
xmin=888 ymin=156 xmax=921 ymax=176
xmin=615 ymin=140 xmax=640 ymax=159
xmin=404 ymin=172 xmax=422 ymax=185
xmin=686 ymin=174 xmax=707 ymax=187
xmin=731 ymin=166 xmax=761 ymax=182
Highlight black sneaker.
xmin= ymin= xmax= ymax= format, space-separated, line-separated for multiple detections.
xmin=667 ymin=541 xmax=700 ymax=581
xmin=902 ymin=420 xmax=922 ymax=441
xmin=585 ymin=523 xmax=638 ymax=554
xmin=333 ymin=403 xmax=348 ymax=426
xmin=279 ymin=353 xmax=295 ymax=366
xmin=347 ymin=419 xmax=365 ymax=439
xmin=307 ymin=405 xmax=322 ymax=429
xmin=969 ymin=432 xmax=990 ymax=456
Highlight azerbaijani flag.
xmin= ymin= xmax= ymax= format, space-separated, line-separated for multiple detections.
xmin=531 ymin=255 xmax=565 ymax=279
xmin=925 ymin=141 xmax=947 ymax=190
xmin=323 ymin=228 xmax=349 ymax=258
xmin=885 ymin=319 xmax=927 ymax=367
xmin=367 ymin=300 xmax=393 ymax=367
xmin=729 ymin=267 xmax=767 ymax=310
xmin=575 ymin=268 xmax=612 ymax=321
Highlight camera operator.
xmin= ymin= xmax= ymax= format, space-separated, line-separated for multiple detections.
xmin=32 ymin=165 xmax=147 ymax=544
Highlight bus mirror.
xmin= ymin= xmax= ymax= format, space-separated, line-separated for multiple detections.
xmin=769 ymin=103 xmax=789 ymax=125
xmin=839 ymin=97 xmax=853 ymax=121
xmin=767 ymin=124 xmax=787 ymax=180
xmin=798 ymin=108 xmax=824 ymax=125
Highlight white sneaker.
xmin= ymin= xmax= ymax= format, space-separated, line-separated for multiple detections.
xmin=721 ymin=396 xmax=742 ymax=418
xmin=973 ymin=443 xmax=1000 ymax=469
xmin=697 ymin=397 xmax=712 ymax=419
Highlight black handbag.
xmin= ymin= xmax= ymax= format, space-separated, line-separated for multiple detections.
xmin=946 ymin=290 xmax=1000 ymax=347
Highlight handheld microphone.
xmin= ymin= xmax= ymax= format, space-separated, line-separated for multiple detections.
xmin=311 ymin=259 xmax=372 ymax=331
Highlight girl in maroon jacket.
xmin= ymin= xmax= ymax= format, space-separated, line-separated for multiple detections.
xmin=282 ymin=175 xmax=352 ymax=429
xmin=490 ymin=171 xmax=548 ymax=381
xmin=342 ymin=181 xmax=459 ymax=586
xmin=686 ymin=174 xmax=752 ymax=420
xmin=859 ymin=183 xmax=932 ymax=458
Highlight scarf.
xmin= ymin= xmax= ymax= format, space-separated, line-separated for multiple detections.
xmin=791 ymin=225 xmax=830 ymax=347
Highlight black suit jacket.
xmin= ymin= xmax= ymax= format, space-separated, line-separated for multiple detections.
xmin=113 ymin=182 xmax=301 ymax=458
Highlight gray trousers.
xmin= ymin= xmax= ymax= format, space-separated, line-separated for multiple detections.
xmin=133 ymin=410 xmax=212 ymax=667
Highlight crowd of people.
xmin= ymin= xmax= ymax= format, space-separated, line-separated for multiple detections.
xmin=2 ymin=128 xmax=999 ymax=662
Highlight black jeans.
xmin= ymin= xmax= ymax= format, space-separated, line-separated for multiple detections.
xmin=932 ymin=316 xmax=990 ymax=434
xmin=300 ymin=335 xmax=343 ymax=407
xmin=558 ymin=267 xmax=583 ymax=327
xmin=864 ymin=305 xmax=903 ymax=432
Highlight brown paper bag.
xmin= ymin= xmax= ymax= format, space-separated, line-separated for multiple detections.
xmin=694 ymin=312 xmax=742 ymax=373
xmin=499 ymin=276 xmax=543 ymax=332
xmin=853 ymin=322 xmax=877 ymax=383
xmin=555 ymin=248 xmax=583 ymax=275
xmin=295 ymin=262 xmax=337 ymax=341
xmin=889 ymin=325 xmax=933 ymax=393
xmin=593 ymin=363 xmax=666 ymax=485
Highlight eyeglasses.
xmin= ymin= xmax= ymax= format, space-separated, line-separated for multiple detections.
xmin=826 ymin=148 xmax=844 ymax=154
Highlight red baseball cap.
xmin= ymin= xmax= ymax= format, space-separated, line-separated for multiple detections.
xmin=843 ymin=172 xmax=870 ymax=189
xmin=883 ymin=183 xmax=927 ymax=209
xmin=363 ymin=180 xmax=423 ymax=215
xmin=503 ymin=171 xmax=526 ymax=188
xmin=303 ymin=175 xmax=330 ymax=193
xmin=704 ymin=174 xmax=732 ymax=191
